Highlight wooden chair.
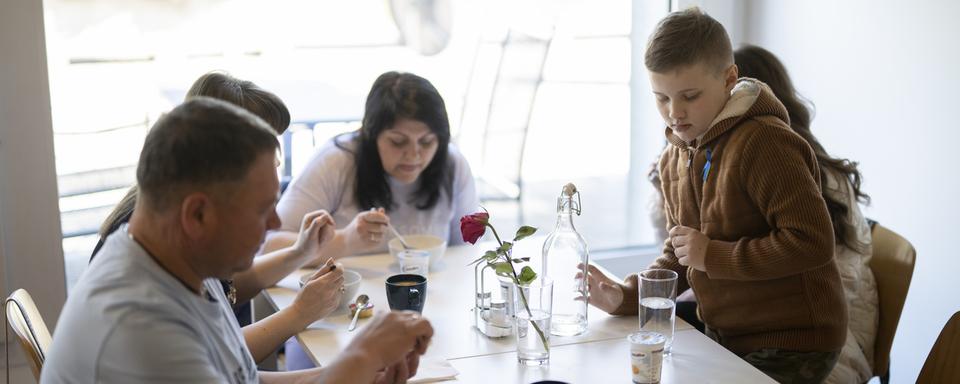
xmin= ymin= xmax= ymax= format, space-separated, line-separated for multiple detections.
xmin=917 ymin=311 xmax=960 ymax=383
xmin=5 ymin=288 xmax=53 ymax=381
xmin=867 ymin=223 xmax=916 ymax=384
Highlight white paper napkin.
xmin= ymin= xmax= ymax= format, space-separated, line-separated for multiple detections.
xmin=408 ymin=356 xmax=459 ymax=383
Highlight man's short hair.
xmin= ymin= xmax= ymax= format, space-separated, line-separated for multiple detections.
xmin=136 ymin=97 xmax=280 ymax=210
xmin=645 ymin=7 xmax=733 ymax=74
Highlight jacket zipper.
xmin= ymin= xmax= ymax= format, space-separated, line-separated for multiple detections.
xmin=687 ymin=148 xmax=702 ymax=209
xmin=685 ymin=147 xmax=702 ymax=326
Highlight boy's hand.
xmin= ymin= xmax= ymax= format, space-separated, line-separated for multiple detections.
xmin=670 ymin=226 xmax=709 ymax=272
xmin=576 ymin=263 xmax=630 ymax=314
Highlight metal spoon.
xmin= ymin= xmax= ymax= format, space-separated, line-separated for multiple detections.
xmin=348 ymin=294 xmax=370 ymax=331
xmin=387 ymin=222 xmax=413 ymax=250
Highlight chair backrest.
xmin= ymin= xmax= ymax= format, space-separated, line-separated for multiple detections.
xmin=917 ymin=311 xmax=960 ymax=383
xmin=868 ymin=223 xmax=916 ymax=379
xmin=5 ymin=288 xmax=53 ymax=380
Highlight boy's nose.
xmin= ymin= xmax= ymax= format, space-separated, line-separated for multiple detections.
xmin=669 ymin=101 xmax=685 ymax=120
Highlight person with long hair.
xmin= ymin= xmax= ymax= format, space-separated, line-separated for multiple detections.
xmin=263 ymin=71 xmax=478 ymax=262
xmin=262 ymin=71 xmax=479 ymax=370
xmin=735 ymin=45 xmax=877 ymax=384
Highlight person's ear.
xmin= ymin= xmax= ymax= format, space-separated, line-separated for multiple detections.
xmin=180 ymin=192 xmax=216 ymax=240
xmin=724 ymin=64 xmax=739 ymax=91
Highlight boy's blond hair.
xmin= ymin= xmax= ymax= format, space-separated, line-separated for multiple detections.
xmin=645 ymin=7 xmax=733 ymax=75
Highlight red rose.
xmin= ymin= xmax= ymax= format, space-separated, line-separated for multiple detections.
xmin=460 ymin=212 xmax=489 ymax=244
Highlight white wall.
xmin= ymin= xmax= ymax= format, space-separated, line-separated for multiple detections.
xmin=740 ymin=1 xmax=960 ymax=382
xmin=0 ymin=0 xmax=68 ymax=375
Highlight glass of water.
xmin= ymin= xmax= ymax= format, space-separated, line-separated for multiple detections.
xmin=512 ymin=278 xmax=553 ymax=366
xmin=638 ymin=269 xmax=678 ymax=354
xmin=397 ymin=250 xmax=430 ymax=277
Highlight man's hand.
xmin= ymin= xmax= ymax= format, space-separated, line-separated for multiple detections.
xmin=373 ymin=352 xmax=421 ymax=384
xmin=349 ymin=311 xmax=433 ymax=372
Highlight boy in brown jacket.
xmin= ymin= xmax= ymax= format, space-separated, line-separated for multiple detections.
xmin=584 ymin=8 xmax=847 ymax=383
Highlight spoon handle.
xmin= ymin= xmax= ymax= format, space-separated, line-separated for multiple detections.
xmin=387 ymin=223 xmax=413 ymax=250
xmin=348 ymin=306 xmax=363 ymax=331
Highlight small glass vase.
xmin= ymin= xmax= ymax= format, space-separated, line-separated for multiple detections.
xmin=474 ymin=261 xmax=514 ymax=338
xmin=512 ymin=278 xmax=553 ymax=366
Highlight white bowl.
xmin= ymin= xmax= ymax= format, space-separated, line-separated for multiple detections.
xmin=388 ymin=234 xmax=447 ymax=268
xmin=300 ymin=268 xmax=362 ymax=310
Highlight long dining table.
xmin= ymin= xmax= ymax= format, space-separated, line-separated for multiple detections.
xmin=263 ymin=240 xmax=776 ymax=383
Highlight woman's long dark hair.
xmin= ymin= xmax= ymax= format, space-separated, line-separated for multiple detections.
xmin=735 ymin=45 xmax=870 ymax=251
xmin=336 ymin=71 xmax=453 ymax=212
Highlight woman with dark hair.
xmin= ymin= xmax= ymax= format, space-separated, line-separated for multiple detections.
xmin=736 ymin=45 xmax=877 ymax=384
xmin=265 ymin=71 xmax=478 ymax=262
xmin=91 ymin=71 xmax=345 ymax=365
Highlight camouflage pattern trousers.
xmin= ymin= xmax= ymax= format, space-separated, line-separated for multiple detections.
xmin=741 ymin=348 xmax=840 ymax=384
xmin=706 ymin=328 xmax=840 ymax=384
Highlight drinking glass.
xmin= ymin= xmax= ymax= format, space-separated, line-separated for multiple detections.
xmin=638 ymin=269 xmax=678 ymax=354
xmin=512 ymin=278 xmax=553 ymax=366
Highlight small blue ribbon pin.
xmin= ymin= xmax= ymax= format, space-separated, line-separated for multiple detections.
xmin=702 ymin=148 xmax=712 ymax=183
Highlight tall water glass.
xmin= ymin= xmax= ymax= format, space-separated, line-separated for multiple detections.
xmin=512 ymin=278 xmax=553 ymax=366
xmin=638 ymin=269 xmax=678 ymax=354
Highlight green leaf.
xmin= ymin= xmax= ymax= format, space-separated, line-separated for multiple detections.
xmin=513 ymin=226 xmax=538 ymax=242
xmin=469 ymin=250 xmax=502 ymax=266
xmin=493 ymin=262 xmax=514 ymax=278
xmin=518 ymin=266 xmax=538 ymax=285
xmin=497 ymin=241 xmax=513 ymax=255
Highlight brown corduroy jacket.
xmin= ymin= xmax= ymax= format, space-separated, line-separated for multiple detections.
xmin=617 ymin=79 xmax=847 ymax=355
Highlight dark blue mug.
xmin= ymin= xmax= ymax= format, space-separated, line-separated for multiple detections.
xmin=385 ymin=274 xmax=427 ymax=313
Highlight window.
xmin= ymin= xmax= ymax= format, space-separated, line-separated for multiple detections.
xmin=45 ymin=0 xmax=657 ymax=290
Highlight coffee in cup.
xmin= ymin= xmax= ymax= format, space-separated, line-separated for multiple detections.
xmin=385 ymin=274 xmax=427 ymax=313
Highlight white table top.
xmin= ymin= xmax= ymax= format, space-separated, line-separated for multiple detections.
xmin=263 ymin=242 xmax=774 ymax=383
xmin=447 ymin=329 xmax=776 ymax=383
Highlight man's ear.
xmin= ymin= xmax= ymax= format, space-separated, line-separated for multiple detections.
xmin=724 ymin=64 xmax=739 ymax=91
xmin=180 ymin=192 xmax=216 ymax=240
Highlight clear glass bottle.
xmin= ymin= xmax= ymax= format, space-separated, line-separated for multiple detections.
xmin=540 ymin=183 xmax=589 ymax=336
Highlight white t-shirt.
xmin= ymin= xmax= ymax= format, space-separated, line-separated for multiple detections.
xmin=277 ymin=134 xmax=479 ymax=252
xmin=42 ymin=226 xmax=258 ymax=384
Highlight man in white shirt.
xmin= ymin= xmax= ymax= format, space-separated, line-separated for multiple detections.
xmin=42 ymin=97 xmax=432 ymax=384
